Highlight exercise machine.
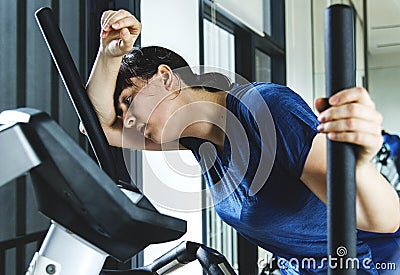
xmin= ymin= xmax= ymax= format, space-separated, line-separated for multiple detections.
xmin=0 ymin=6 xmax=236 ymax=275
xmin=0 ymin=108 xmax=184 ymax=274
xmin=0 ymin=108 xmax=235 ymax=275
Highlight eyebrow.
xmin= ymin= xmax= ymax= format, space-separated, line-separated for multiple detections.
xmin=119 ymin=89 xmax=130 ymax=100
xmin=119 ymin=88 xmax=137 ymax=102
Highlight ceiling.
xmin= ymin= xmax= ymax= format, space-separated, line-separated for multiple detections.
xmin=368 ymin=0 xmax=400 ymax=55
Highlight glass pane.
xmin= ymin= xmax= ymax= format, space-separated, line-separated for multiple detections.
xmin=263 ymin=0 xmax=271 ymax=35
xmin=216 ymin=0 xmax=264 ymax=35
xmin=204 ymin=18 xmax=239 ymax=272
xmin=255 ymin=49 xmax=271 ymax=82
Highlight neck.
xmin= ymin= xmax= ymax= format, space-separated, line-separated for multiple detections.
xmin=180 ymin=88 xmax=227 ymax=148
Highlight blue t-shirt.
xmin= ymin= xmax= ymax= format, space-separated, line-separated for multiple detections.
xmin=383 ymin=132 xmax=400 ymax=158
xmin=179 ymin=82 xmax=400 ymax=274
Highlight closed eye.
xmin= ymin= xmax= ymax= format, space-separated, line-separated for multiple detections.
xmin=123 ymin=96 xmax=132 ymax=105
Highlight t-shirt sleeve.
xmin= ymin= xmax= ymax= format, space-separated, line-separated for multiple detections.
xmin=258 ymin=84 xmax=319 ymax=178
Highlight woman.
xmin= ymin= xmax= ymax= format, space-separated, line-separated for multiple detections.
xmin=86 ymin=10 xmax=400 ymax=274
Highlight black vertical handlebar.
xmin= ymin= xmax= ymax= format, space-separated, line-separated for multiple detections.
xmin=35 ymin=7 xmax=118 ymax=182
xmin=325 ymin=4 xmax=357 ymax=274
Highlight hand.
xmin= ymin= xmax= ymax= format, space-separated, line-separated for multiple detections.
xmin=315 ymin=87 xmax=383 ymax=165
xmin=100 ymin=9 xmax=141 ymax=57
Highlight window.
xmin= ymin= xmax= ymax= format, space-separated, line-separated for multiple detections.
xmin=201 ymin=0 xmax=286 ymax=274
xmin=203 ymin=18 xmax=239 ymax=272
xmin=255 ymin=48 xmax=272 ymax=82
xmin=140 ymin=1 xmax=203 ymax=274
xmin=0 ymin=0 xmax=142 ymax=273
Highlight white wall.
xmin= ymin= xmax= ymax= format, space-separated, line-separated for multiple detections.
xmin=306 ymin=0 xmax=400 ymax=135
xmin=285 ymin=0 xmax=314 ymax=106
xmin=141 ymin=1 xmax=203 ymax=274
xmin=312 ymin=0 xmax=328 ymax=104
xmin=369 ymin=53 xmax=400 ymax=134
xmin=286 ymin=0 xmax=366 ymax=110
xmin=141 ymin=0 xmax=200 ymax=66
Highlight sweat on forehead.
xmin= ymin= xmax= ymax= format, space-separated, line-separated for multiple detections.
xmin=114 ymin=46 xmax=187 ymax=106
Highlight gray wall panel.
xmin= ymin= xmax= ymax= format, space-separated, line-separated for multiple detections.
xmin=0 ymin=0 xmax=17 ymax=110
xmin=0 ymin=0 xmax=88 ymax=273
xmin=25 ymin=177 xmax=49 ymax=235
xmin=59 ymin=0 xmax=81 ymax=141
xmin=5 ymin=248 xmax=16 ymax=275
xmin=25 ymin=0 xmax=52 ymax=115
xmin=0 ymin=182 xmax=16 ymax=241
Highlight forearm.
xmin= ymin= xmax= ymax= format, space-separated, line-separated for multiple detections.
xmin=86 ymin=51 xmax=123 ymax=126
xmin=355 ymin=162 xmax=400 ymax=233
xmin=302 ymin=134 xmax=400 ymax=233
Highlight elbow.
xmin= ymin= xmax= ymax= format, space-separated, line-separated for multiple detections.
xmin=376 ymin=215 xmax=400 ymax=234
xmin=381 ymin=220 xmax=400 ymax=234
xmin=362 ymin=222 xmax=400 ymax=234
xmin=388 ymin=214 xmax=400 ymax=233
xmin=357 ymin=208 xmax=400 ymax=234
xmin=376 ymin=208 xmax=400 ymax=233
xmin=386 ymin=201 xmax=400 ymax=233
xmin=388 ymin=224 xmax=400 ymax=234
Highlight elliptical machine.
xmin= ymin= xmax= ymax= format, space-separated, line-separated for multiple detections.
xmin=0 ymin=7 xmax=236 ymax=275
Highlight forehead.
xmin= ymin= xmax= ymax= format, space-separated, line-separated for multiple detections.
xmin=130 ymin=77 xmax=148 ymax=87
xmin=119 ymin=77 xmax=147 ymax=99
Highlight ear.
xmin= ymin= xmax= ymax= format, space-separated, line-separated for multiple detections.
xmin=157 ymin=64 xmax=174 ymax=91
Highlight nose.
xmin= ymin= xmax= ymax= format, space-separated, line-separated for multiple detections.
xmin=124 ymin=113 xmax=137 ymax=128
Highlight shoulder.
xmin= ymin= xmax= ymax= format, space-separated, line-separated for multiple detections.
xmin=228 ymin=82 xmax=316 ymax=122
xmin=229 ymin=82 xmax=291 ymax=99
xmin=229 ymin=82 xmax=306 ymax=108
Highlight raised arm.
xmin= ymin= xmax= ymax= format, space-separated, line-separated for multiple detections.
xmin=301 ymin=87 xmax=400 ymax=233
xmin=85 ymin=10 xmax=147 ymax=149
xmin=85 ymin=10 xmax=187 ymax=151
xmin=87 ymin=10 xmax=141 ymax=126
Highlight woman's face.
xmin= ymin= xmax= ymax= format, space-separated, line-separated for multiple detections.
xmin=118 ymin=74 xmax=182 ymax=144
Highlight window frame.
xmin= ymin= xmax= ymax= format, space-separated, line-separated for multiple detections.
xmin=199 ymin=1 xmax=286 ymax=274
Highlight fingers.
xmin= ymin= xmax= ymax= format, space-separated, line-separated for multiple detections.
xmin=101 ymin=9 xmax=141 ymax=35
xmin=104 ymin=30 xmax=134 ymax=56
xmin=99 ymin=9 xmax=141 ymax=56
xmin=318 ymin=103 xmax=383 ymax=124
xmin=100 ymin=11 xmax=114 ymax=38
xmin=325 ymin=132 xmax=383 ymax=150
xmin=317 ymin=117 xmax=381 ymax=137
xmin=317 ymin=99 xmax=382 ymax=138
xmin=315 ymin=87 xmax=382 ymax=128
xmin=317 ymin=104 xmax=382 ymax=144
xmin=109 ymin=16 xmax=141 ymax=35
xmin=315 ymin=87 xmax=384 ymax=162
xmin=315 ymin=87 xmax=374 ymax=113
xmin=118 ymin=27 xmax=135 ymax=52
xmin=328 ymin=87 xmax=374 ymax=108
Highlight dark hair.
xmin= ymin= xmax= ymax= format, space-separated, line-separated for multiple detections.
xmin=114 ymin=46 xmax=233 ymax=112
